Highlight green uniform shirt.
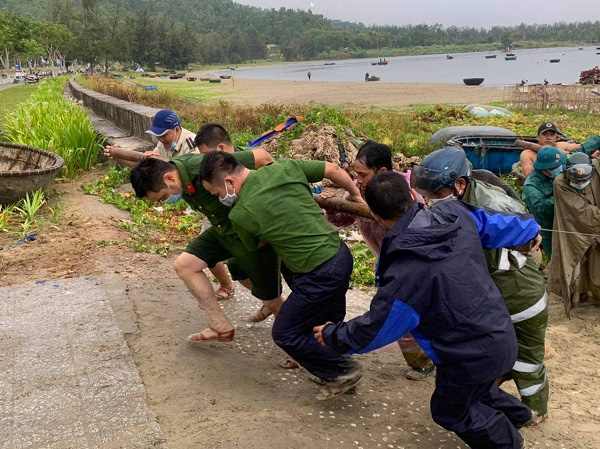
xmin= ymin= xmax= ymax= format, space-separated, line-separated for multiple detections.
xmin=171 ymin=152 xmax=255 ymax=236
xmin=522 ymin=170 xmax=554 ymax=232
xmin=522 ymin=169 xmax=555 ymax=258
xmin=230 ymin=158 xmax=340 ymax=273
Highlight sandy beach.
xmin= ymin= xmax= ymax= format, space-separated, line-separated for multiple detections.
xmin=193 ymin=74 xmax=506 ymax=108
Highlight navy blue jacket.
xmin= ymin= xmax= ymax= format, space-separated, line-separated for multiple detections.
xmin=323 ymin=200 xmax=540 ymax=384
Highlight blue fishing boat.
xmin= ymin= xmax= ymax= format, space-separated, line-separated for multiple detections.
xmin=448 ymin=135 xmax=538 ymax=173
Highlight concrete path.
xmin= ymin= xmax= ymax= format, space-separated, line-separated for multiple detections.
xmin=0 ymin=277 xmax=167 ymax=449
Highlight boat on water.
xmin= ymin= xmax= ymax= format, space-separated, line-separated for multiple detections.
xmin=506 ymin=52 xmax=516 ymax=57
xmin=446 ymin=55 xmax=454 ymax=60
xmin=505 ymin=55 xmax=517 ymax=61
xmin=485 ymin=55 xmax=497 ymax=59
xmin=372 ymin=59 xmax=389 ymax=66
xmin=549 ymin=59 xmax=560 ymax=63
xmin=366 ymin=75 xmax=380 ymax=82
xmin=220 ymin=75 xmax=231 ymax=79
xmin=324 ymin=62 xmax=336 ymax=66
xmin=463 ymin=78 xmax=484 ymax=86
xmin=579 ymin=48 xmax=584 ymax=50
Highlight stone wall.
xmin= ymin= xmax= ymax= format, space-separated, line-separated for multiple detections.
xmin=68 ymin=78 xmax=158 ymax=143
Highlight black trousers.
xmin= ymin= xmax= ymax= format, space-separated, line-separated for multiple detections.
xmin=431 ymin=371 xmax=531 ymax=449
xmin=273 ymin=242 xmax=358 ymax=380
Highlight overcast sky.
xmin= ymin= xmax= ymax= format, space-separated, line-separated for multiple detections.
xmin=234 ymin=0 xmax=599 ymax=28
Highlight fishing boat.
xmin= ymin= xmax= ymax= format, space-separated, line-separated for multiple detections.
xmin=448 ymin=134 xmax=569 ymax=174
xmin=209 ymin=79 xmax=222 ymax=83
xmin=187 ymin=77 xmax=197 ymax=81
xmin=463 ymin=78 xmax=484 ymax=86
xmin=549 ymin=59 xmax=560 ymax=63
xmin=371 ymin=62 xmax=378 ymax=66
xmin=168 ymin=75 xmax=179 ymax=79
xmin=505 ymin=55 xmax=517 ymax=61
xmin=0 ymin=143 xmax=64 ymax=204
xmin=506 ymin=52 xmax=516 ymax=57
xmin=446 ymin=55 xmax=454 ymax=60
xmin=324 ymin=62 xmax=336 ymax=66
xmin=220 ymin=75 xmax=231 ymax=80
xmin=579 ymin=47 xmax=584 ymax=50
xmin=485 ymin=55 xmax=497 ymax=59
xmin=372 ymin=59 xmax=389 ymax=66
xmin=366 ymin=75 xmax=380 ymax=82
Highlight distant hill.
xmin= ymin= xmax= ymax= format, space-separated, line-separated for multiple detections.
xmin=1 ymin=0 xmax=598 ymax=64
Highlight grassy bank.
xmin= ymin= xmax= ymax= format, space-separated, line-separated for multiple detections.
xmin=2 ymin=78 xmax=105 ymax=179
xmin=0 ymin=84 xmax=39 ymax=126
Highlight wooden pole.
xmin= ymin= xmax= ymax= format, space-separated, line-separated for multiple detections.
xmin=313 ymin=194 xmax=373 ymax=220
xmin=515 ymin=140 xmax=542 ymax=153
xmin=107 ymin=146 xmax=146 ymax=163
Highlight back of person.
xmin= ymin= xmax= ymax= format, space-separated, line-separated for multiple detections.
xmin=378 ymin=201 xmax=517 ymax=384
xmin=232 ymin=158 xmax=340 ymax=273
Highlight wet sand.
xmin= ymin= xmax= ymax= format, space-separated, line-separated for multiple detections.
xmin=211 ymin=77 xmax=505 ymax=108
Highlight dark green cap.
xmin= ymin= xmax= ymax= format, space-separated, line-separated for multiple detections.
xmin=534 ymin=146 xmax=566 ymax=170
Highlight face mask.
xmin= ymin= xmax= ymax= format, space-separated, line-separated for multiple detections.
xmin=429 ymin=194 xmax=455 ymax=205
xmin=168 ymin=129 xmax=180 ymax=153
xmin=570 ymin=180 xmax=590 ymax=191
xmin=219 ymin=181 xmax=237 ymax=207
xmin=549 ymin=166 xmax=563 ymax=179
xmin=164 ymin=180 xmax=183 ymax=204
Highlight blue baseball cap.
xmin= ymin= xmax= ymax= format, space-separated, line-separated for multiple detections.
xmin=146 ymin=110 xmax=181 ymax=137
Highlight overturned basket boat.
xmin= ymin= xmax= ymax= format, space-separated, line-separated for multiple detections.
xmin=0 ymin=143 xmax=64 ymax=204
xmin=463 ymin=78 xmax=484 ymax=86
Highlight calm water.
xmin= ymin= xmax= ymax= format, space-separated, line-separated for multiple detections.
xmin=225 ymin=46 xmax=600 ymax=86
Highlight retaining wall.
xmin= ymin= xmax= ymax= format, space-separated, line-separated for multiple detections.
xmin=68 ymin=78 xmax=158 ymax=143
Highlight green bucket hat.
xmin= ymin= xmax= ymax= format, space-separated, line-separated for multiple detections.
xmin=534 ymin=146 xmax=566 ymax=171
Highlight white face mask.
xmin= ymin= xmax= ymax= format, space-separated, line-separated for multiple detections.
xmin=429 ymin=194 xmax=456 ymax=205
xmin=219 ymin=181 xmax=237 ymax=207
xmin=570 ymin=180 xmax=591 ymax=191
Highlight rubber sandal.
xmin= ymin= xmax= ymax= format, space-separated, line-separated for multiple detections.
xmin=187 ymin=327 xmax=235 ymax=343
xmin=215 ymin=286 xmax=235 ymax=300
xmin=247 ymin=305 xmax=273 ymax=323
xmin=278 ymin=356 xmax=300 ymax=369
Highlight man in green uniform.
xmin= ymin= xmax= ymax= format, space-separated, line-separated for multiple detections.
xmin=199 ymin=151 xmax=365 ymax=400
xmin=130 ymin=149 xmax=283 ymax=343
xmin=522 ymin=146 xmax=567 ymax=260
xmin=194 ymin=123 xmax=248 ymax=154
xmin=412 ymin=147 xmax=549 ymax=425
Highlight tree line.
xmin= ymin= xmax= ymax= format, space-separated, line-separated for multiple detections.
xmin=0 ymin=0 xmax=598 ymax=70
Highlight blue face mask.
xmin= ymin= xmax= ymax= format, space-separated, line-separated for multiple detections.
xmin=219 ymin=181 xmax=237 ymax=207
xmin=570 ymin=180 xmax=591 ymax=191
xmin=550 ymin=165 xmax=563 ymax=179
xmin=164 ymin=180 xmax=183 ymax=204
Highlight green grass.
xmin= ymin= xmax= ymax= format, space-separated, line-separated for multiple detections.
xmin=2 ymin=78 xmax=105 ymax=179
xmin=0 ymin=84 xmax=39 ymax=127
xmin=133 ymin=78 xmax=230 ymax=102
